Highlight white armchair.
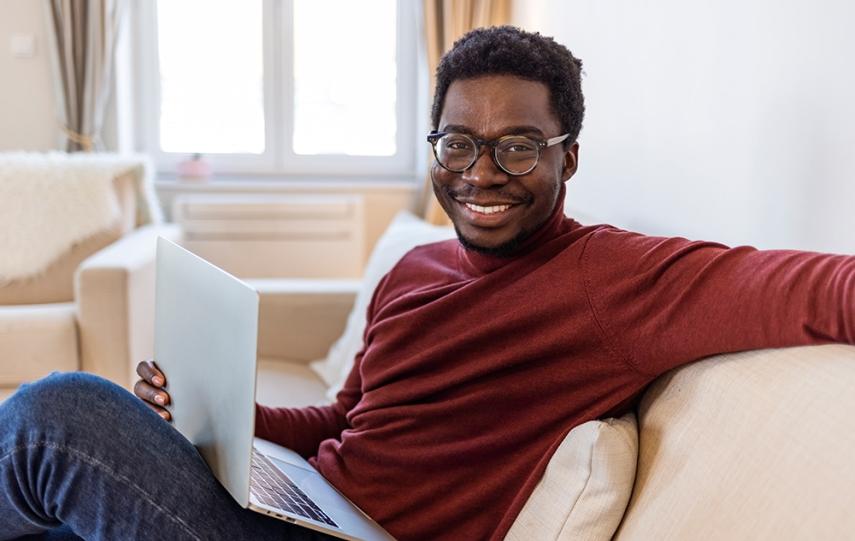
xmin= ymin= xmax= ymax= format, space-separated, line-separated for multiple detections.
xmin=75 ymin=222 xmax=181 ymax=387
xmin=0 ymin=157 xmax=178 ymax=398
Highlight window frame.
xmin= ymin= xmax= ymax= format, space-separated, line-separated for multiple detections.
xmin=133 ymin=0 xmax=420 ymax=179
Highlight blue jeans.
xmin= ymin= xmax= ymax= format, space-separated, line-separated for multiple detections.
xmin=0 ymin=372 xmax=336 ymax=540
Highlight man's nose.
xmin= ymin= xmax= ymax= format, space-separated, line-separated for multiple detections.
xmin=461 ymin=147 xmax=509 ymax=187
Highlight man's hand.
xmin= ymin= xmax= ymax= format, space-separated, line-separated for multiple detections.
xmin=134 ymin=359 xmax=171 ymax=422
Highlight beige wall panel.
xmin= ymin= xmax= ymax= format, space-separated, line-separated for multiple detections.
xmin=0 ymin=0 xmax=58 ymax=150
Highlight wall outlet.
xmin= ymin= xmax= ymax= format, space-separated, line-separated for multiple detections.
xmin=10 ymin=34 xmax=36 ymax=58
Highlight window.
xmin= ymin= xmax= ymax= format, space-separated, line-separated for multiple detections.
xmin=136 ymin=0 xmax=420 ymax=178
xmin=156 ymin=1 xmax=265 ymax=155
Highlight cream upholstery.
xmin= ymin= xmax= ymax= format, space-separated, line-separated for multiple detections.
xmin=0 ymin=224 xmax=128 ymax=305
xmin=256 ymin=358 xmax=329 ymax=408
xmin=614 ymin=344 xmax=855 ymax=540
xmin=506 ymin=413 xmax=638 ymax=541
xmin=250 ymin=279 xmax=360 ymax=364
xmin=0 ymin=303 xmax=78 ymax=385
xmin=252 ymin=283 xmax=356 ymax=407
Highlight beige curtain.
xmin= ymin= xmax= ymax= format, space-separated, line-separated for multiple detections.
xmin=47 ymin=0 xmax=126 ymax=152
xmin=421 ymin=0 xmax=512 ymax=225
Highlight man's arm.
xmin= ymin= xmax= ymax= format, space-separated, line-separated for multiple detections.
xmin=583 ymin=228 xmax=855 ymax=378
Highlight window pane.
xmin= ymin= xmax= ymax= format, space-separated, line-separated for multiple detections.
xmin=156 ymin=0 xmax=264 ymax=154
xmin=293 ymin=0 xmax=397 ymax=156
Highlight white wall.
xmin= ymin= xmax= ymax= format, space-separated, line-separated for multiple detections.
xmin=0 ymin=0 xmax=59 ymax=151
xmin=514 ymin=0 xmax=855 ymax=253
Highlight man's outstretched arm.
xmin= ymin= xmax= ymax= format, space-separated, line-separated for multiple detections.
xmin=582 ymin=228 xmax=855 ymax=378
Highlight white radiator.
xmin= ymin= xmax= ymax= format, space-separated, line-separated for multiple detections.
xmin=172 ymin=194 xmax=364 ymax=279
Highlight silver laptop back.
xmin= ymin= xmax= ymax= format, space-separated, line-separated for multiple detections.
xmin=154 ymin=237 xmax=257 ymax=507
xmin=154 ymin=238 xmax=395 ymax=541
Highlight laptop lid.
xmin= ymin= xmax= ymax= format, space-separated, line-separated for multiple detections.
xmin=154 ymin=237 xmax=258 ymax=507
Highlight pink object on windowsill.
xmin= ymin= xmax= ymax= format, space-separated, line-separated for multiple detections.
xmin=177 ymin=154 xmax=212 ymax=180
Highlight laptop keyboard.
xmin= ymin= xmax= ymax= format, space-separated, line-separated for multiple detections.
xmin=250 ymin=447 xmax=338 ymax=527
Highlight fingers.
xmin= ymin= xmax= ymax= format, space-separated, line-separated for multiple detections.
xmin=135 ymin=358 xmax=166 ymax=387
xmin=133 ymin=377 xmax=172 ymax=422
xmin=134 ymin=378 xmax=170 ymax=405
xmin=143 ymin=401 xmax=172 ymax=422
xmin=134 ymin=358 xmax=171 ymax=421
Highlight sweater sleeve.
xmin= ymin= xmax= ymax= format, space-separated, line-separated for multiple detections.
xmin=582 ymin=228 xmax=855 ymax=378
xmin=253 ymin=273 xmax=392 ymax=458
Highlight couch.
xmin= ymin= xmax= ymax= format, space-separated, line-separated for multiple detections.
xmin=0 ymin=155 xmax=180 ymax=399
xmin=254 ymin=212 xmax=855 ymax=540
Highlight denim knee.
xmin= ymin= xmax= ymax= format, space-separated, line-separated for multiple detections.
xmin=2 ymin=372 xmax=130 ymax=439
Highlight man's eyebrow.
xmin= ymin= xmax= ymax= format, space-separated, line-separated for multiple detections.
xmin=440 ymin=124 xmax=476 ymax=135
xmin=440 ymin=124 xmax=546 ymax=137
xmin=501 ymin=125 xmax=546 ymax=137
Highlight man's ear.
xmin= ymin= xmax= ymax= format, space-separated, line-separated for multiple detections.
xmin=561 ymin=142 xmax=580 ymax=181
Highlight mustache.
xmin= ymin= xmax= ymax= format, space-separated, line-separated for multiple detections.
xmin=442 ymin=184 xmax=532 ymax=205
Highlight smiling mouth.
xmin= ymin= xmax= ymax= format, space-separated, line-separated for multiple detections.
xmin=455 ymin=199 xmax=523 ymax=226
xmin=464 ymin=202 xmax=513 ymax=214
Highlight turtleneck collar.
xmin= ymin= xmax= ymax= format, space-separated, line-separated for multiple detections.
xmin=457 ymin=184 xmax=573 ymax=276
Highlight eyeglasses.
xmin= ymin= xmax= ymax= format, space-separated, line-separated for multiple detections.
xmin=427 ymin=131 xmax=570 ymax=176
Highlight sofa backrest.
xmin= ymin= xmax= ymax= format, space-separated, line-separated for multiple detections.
xmin=614 ymin=344 xmax=855 ymax=540
xmin=0 ymin=172 xmax=137 ymax=305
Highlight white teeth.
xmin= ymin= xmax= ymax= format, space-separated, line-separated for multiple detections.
xmin=464 ymin=203 xmax=511 ymax=214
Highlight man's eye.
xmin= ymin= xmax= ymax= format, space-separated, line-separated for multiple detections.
xmin=507 ymin=144 xmax=530 ymax=152
xmin=446 ymin=140 xmax=472 ymax=150
xmin=505 ymin=143 xmax=537 ymax=153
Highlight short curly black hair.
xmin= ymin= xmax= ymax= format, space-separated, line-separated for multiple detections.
xmin=431 ymin=26 xmax=585 ymax=145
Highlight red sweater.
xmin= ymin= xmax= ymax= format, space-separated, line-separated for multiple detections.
xmin=256 ymin=202 xmax=855 ymax=541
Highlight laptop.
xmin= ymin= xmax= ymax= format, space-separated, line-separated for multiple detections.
xmin=153 ymin=237 xmax=395 ymax=541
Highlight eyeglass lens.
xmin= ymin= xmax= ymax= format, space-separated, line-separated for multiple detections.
xmin=435 ymin=134 xmax=540 ymax=175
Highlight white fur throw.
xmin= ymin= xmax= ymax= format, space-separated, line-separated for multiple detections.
xmin=0 ymin=152 xmax=162 ymax=283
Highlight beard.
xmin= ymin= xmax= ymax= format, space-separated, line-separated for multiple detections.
xmin=454 ymin=223 xmax=536 ymax=258
xmin=431 ymin=167 xmax=546 ymax=257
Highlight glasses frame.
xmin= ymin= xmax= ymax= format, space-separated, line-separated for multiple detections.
xmin=426 ymin=131 xmax=570 ymax=176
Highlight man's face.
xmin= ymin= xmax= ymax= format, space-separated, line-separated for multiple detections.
xmin=432 ymin=74 xmax=579 ymax=255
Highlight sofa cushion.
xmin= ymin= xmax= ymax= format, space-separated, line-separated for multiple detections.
xmin=256 ymin=358 xmax=329 ymax=408
xmin=505 ymin=413 xmax=638 ymax=541
xmin=310 ymin=211 xmax=455 ymax=398
xmin=614 ymin=344 xmax=855 ymax=540
xmin=0 ymin=303 xmax=79 ymax=385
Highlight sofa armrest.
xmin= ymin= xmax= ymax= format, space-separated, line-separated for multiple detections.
xmin=75 ymin=224 xmax=182 ymax=388
xmin=248 ymin=278 xmax=359 ymax=365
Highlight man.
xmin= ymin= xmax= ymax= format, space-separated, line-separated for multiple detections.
xmin=2 ymin=26 xmax=854 ymax=541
